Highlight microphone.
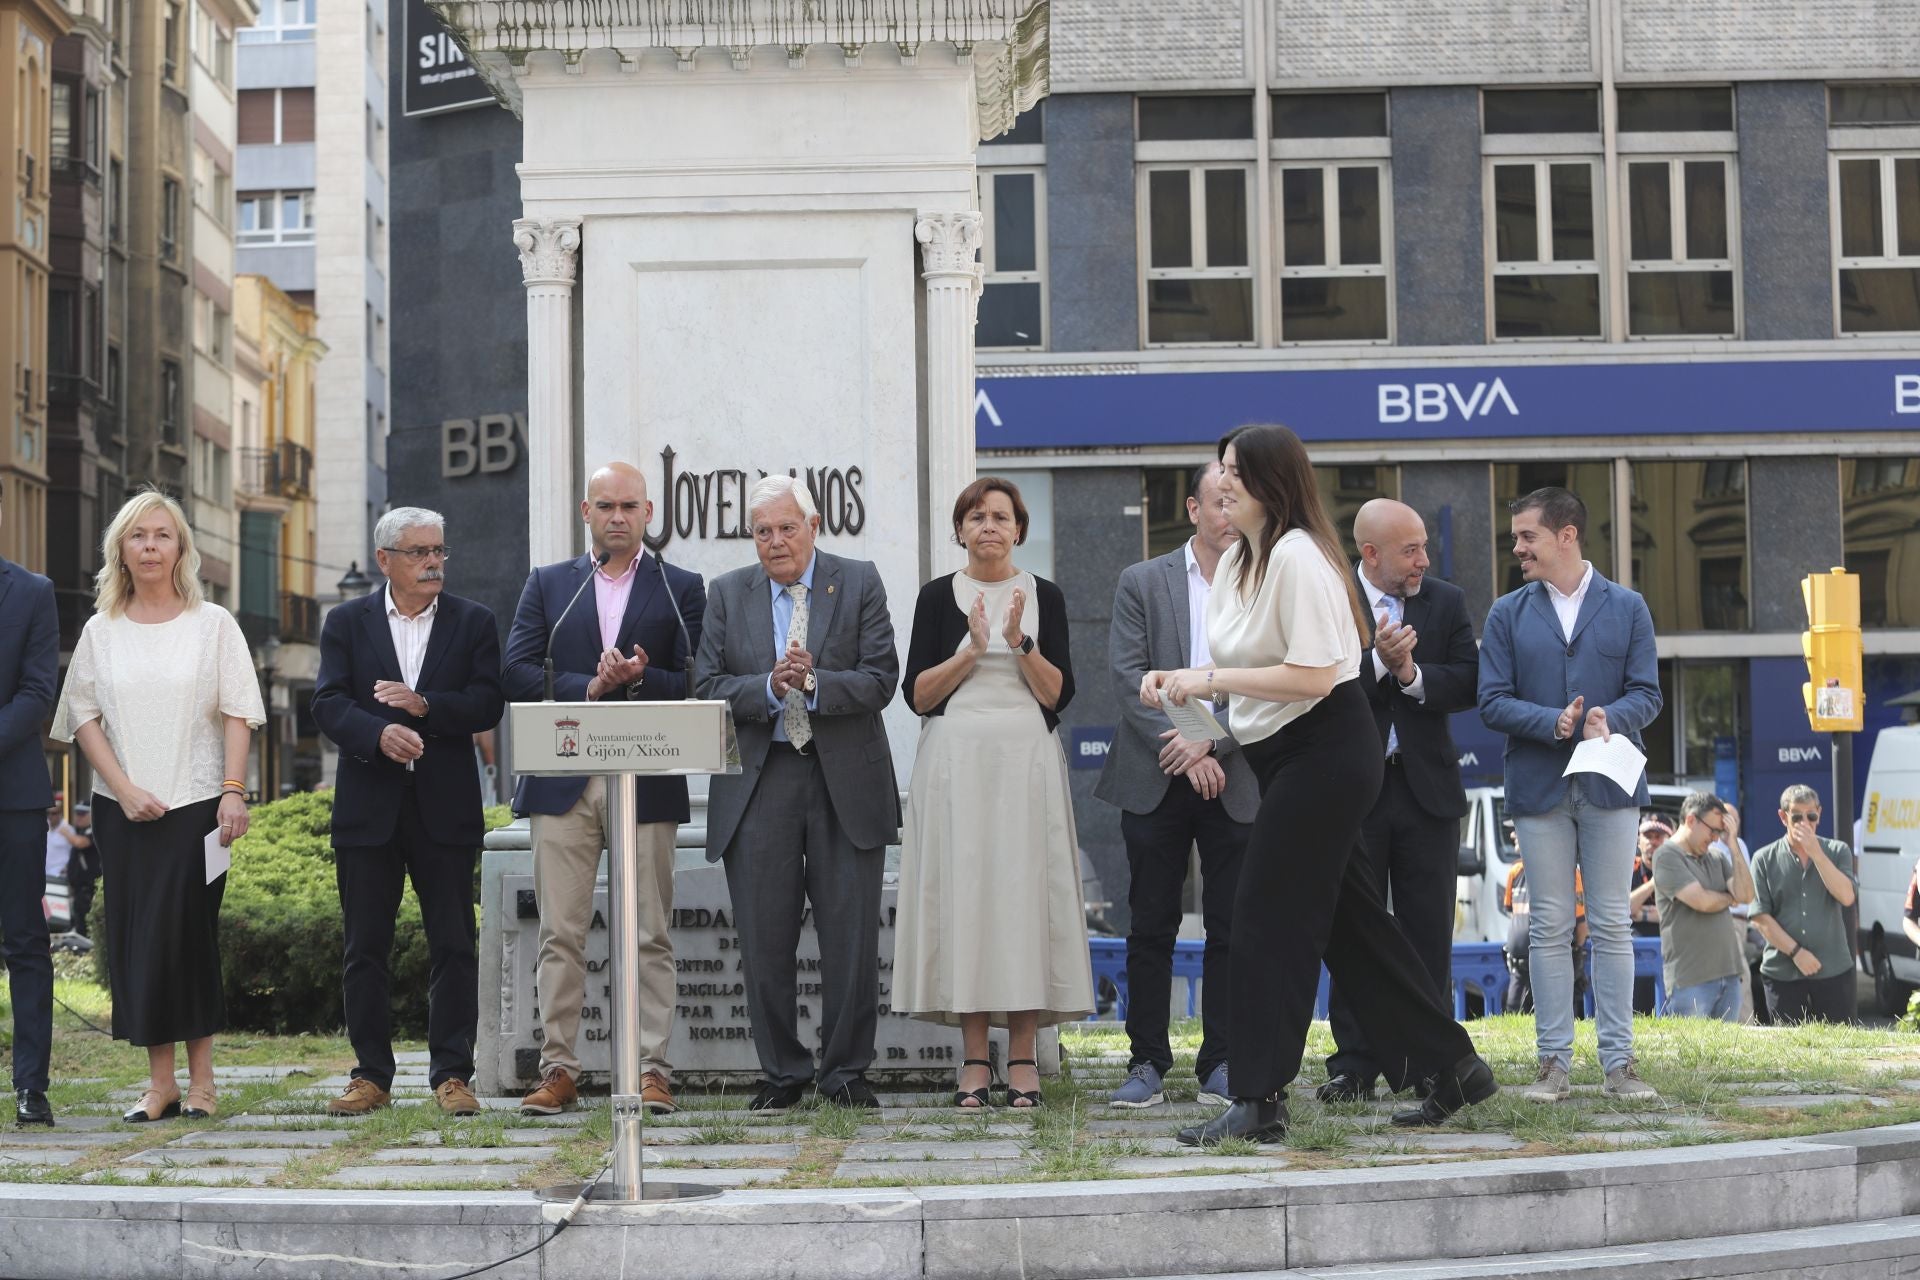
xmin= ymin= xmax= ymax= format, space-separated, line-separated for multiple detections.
xmin=653 ymin=548 xmax=697 ymax=701
xmin=544 ymin=549 xmax=612 ymax=701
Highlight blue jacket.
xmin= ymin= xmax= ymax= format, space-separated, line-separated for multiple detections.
xmin=1477 ymin=569 xmax=1661 ymax=815
xmin=503 ymin=553 xmax=706 ymax=824
xmin=0 ymin=558 xmax=57 ymax=812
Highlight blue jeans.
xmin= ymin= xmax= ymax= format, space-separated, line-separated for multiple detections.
xmin=1515 ymin=795 xmax=1639 ymax=1073
xmin=1663 ymin=974 xmax=1741 ymax=1021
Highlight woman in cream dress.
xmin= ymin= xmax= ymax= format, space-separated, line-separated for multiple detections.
xmin=895 ymin=477 xmax=1092 ymax=1109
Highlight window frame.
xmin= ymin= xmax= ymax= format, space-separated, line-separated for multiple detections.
xmin=1831 ymin=150 xmax=1920 ymax=336
xmin=974 ymin=163 xmax=1048 ymax=352
xmin=1620 ymin=153 xmax=1741 ymax=340
xmin=239 ymin=0 xmax=316 ymax=44
xmin=1136 ymin=160 xmax=1259 ymax=349
xmin=1483 ymin=155 xmax=1608 ymax=342
xmin=237 ymin=188 xmax=316 ymax=246
xmin=1271 ymin=158 xmax=1395 ymax=345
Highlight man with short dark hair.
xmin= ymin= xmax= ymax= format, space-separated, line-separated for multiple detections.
xmin=1750 ymin=785 xmax=1857 ymax=1025
xmin=1652 ymin=791 xmax=1753 ymax=1020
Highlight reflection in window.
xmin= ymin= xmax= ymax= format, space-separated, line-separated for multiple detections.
xmin=994 ymin=469 xmax=1054 ymax=579
xmin=1628 ymin=460 xmax=1748 ymax=632
xmin=1842 ymin=457 xmax=1919 ymax=625
xmin=1493 ymin=462 xmax=1614 ymax=595
xmin=1680 ymin=662 xmax=1738 ymax=781
xmin=1316 ymin=465 xmax=1399 ymax=564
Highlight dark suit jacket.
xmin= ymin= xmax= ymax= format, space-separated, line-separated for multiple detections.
xmin=502 ymin=553 xmax=707 ymax=824
xmin=1359 ymin=570 xmax=1479 ymax=820
xmin=0 ymin=559 xmax=57 ymax=812
xmin=312 ymin=589 xmax=505 ymax=848
xmin=694 ymin=550 xmax=899 ymax=862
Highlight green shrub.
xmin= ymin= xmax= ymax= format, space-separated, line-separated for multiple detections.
xmin=90 ymin=792 xmax=514 ymax=1037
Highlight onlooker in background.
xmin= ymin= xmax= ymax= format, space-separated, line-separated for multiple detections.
xmin=1901 ymin=859 xmax=1920 ymax=959
xmin=1750 ymin=785 xmax=1857 ymax=1025
xmin=44 ymin=802 xmax=71 ymax=878
xmin=64 ymin=804 xmax=96 ymax=937
xmin=1710 ymin=803 xmax=1762 ymax=1023
xmin=54 ymin=490 xmax=265 ymax=1123
xmin=1652 ymin=792 xmax=1753 ymax=1020
xmin=1627 ymin=816 xmax=1670 ymax=1014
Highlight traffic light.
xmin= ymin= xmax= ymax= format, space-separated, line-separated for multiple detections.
xmin=1802 ymin=567 xmax=1865 ymax=733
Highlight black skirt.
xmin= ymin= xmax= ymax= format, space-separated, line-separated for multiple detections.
xmin=93 ymin=795 xmax=227 ymax=1046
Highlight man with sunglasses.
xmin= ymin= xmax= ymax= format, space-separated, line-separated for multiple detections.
xmin=1651 ymin=792 xmax=1753 ymax=1020
xmin=1750 ymin=785 xmax=1858 ymax=1024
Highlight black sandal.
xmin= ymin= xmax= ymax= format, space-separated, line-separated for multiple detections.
xmin=1005 ymin=1058 xmax=1043 ymax=1109
xmin=953 ymin=1058 xmax=994 ymax=1110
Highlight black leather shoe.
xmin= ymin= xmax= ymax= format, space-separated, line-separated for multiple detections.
xmin=1314 ymin=1072 xmax=1376 ymax=1103
xmin=1177 ymin=1098 xmax=1288 ymax=1147
xmin=747 ymin=1081 xmax=806 ymax=1113
xmin=1390 ymin=1054 xmax=1498 ymax=1128
xmin=14 ymin=1090 xmax=52 ymax=1127
xmin=824 ymin=1076 xmax=880 ymax=1109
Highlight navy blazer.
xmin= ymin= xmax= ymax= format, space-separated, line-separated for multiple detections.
xmin=0 ymin=558 xmax=57 ymax=812
xmin=503 ymin=553 xmax=706 ymax=824
xmin=312 ymin=590 xmax=505 ymax=848
xmin=1477 ymin=569 xmax=1662 ymax=816
xmin=1359 ymin=570 xmax=1479 ymax=821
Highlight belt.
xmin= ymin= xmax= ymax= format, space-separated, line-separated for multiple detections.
xmin=772 ymin=740 xmax=815 ymax=758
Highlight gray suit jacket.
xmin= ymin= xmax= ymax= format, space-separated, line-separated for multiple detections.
xmin=1094 ymin=545 xmax=1259 ymax=824
xmin=694 ymin=550 xmax=901 ymax=860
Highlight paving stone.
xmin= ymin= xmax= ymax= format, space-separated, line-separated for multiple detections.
xmin=0 ymin=1130 xmax=128 ymax=1147
xmin=1584 ymin=1112 xmax=1727 ymax=1132
xmin=0 ymin=1148 xmax=92 ymax=1166
xmin=370 ymin=1146 xmax=556 ymax=1164
xmin=208 ymin=1066 xmax=314 ymax=1080
xmin=211 ymin=1114 xmax=353 ymax=1130
xmin=326 ymin=1164 xmax=532 ymax=1186
xmin=639 ymin=1143 xmax=797 ymax=1162
xmin=1082 ymin=1118 xmax=1196 ymax=1137
xmin=840 ymin=1140 xmax=1026 ymax=1161
xmin=397 ymin=1129 xmax=578 ymax=1147
xmin=11 ymin=1115 xmax=117 ymax=1131
xmin=1110 ymin=1155 xmax=1289 ymax=1174
xmin=394 ymin=1051 xmax=431 ymax=1064
xmin=832 ymin=1159 xmax=1030 ymax=1181
xmin=83 ymin=1167 xmax=278 ymax=1186
xmin=1568 ymin=1130 xmax=1664 ymax=1146
xmin=1735 ymin=1093 xmax=1886 ymax=1110
xmin=171 ymin=1128 xmax=355 ymax=1147
xmin=125 ymin=1147 xmax=308 ymax=1167
xmin=852 ymin=1123 xmax=1030 ymax=1139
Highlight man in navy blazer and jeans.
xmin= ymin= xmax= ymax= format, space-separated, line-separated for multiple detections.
xmin=313 ymin=507 xmax=505 ymax=1117
xmin=1479 ymin=487 xmax=1662 ymax=1103
xmin=0 ymin=496 xmax=59 ymax=1126
xmin=505 ymin=462 xmax=705 ymax=1117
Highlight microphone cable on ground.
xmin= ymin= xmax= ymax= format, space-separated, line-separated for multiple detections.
xmin=433 ymin=1160 xmax=611 ymax=1280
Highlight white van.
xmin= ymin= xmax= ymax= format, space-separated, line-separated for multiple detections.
xmin=1857 ymin=725 xmax=1920 ymax=1014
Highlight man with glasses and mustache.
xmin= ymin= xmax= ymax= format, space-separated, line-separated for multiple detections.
xmin=1750 ymin=785 xmax=1858 ymax=1024
xmin=1650 ymin=791 xmax=1754 ymax=1020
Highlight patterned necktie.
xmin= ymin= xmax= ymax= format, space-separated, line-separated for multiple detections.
xmin=1383 ymin=594 xmax=1403 ymax=758
xmin=783 ymin=583 xmax=812 ymax=749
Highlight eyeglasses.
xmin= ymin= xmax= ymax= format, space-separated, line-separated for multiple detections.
xmin=1787 ymin=811 xmax=1820 ymax=825
xmin=385 ymin=545 xmax=450 ymax=562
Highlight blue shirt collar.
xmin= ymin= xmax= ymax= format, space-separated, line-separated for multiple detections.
xmin=769 ymin=553 xmax=818 ymax=602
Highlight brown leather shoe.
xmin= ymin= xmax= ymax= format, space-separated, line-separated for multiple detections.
xmin=520 ymin=1066 xmax=577 ymax=1116
xmin=326 ymin=1078 xmax=392 ymax=1117
xmin=640 ymin=1070 xmax=675 ymax=1116
xmin=435 ymin=1078 xmax=480 ymax=1116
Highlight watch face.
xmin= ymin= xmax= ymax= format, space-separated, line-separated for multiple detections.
xmin=803 ymin=671 xmax=817 ymax=693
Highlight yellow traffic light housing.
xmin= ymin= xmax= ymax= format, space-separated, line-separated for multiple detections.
xmin=1802 ymin=567 xmax=1865 ymax=733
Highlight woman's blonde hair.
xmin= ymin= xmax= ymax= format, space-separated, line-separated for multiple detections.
xmin=95 ymin=489 xmax=203 ymax=617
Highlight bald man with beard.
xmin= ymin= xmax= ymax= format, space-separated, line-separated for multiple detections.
xmin=1316 ymin=500 xmax=1481 ymax=1104
xmin=504 ymin=461 xmax=707 ymax=1117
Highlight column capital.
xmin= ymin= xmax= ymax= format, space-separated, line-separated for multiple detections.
xmin=513 ymin=217 xmax=582 ymax=288
xmin=915 ymin=211 xmax=983 ymax=281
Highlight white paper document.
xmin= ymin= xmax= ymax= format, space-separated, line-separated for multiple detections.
xmin=1562 ymin=733 xmax=1648 ymax=795
xmin=203 ymin=827 xmax=231 ymax=886
xmin=1160 ymin=691 xmax=1228 ymax=742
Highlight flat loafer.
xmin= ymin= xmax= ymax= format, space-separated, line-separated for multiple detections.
xmin=124 ymin=1093 xmax=181 ymax=1124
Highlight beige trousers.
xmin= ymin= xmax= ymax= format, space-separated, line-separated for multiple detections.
xmin=530 ymin=775 xmax=677 ymax=1081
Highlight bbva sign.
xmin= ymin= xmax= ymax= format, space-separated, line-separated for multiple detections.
xmin=1378 ymin=378 xmax=1520 ymax=424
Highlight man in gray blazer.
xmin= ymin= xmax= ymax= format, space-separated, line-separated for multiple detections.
xmin=694 ymin=475 xmax=900 ymax=1112
xmin=1095 ymin=463 xmax=1254 ymax=1109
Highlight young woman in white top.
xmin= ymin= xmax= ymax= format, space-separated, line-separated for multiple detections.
xmin=1142 ymin=425 xmax=1495 ymax=1146
xmin=54 ymin=491 xmax=263 ymax=1123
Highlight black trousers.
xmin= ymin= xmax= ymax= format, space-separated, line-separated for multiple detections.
xmin=1233 ymin=681 xmax=1474 ymax=1099
xmin=1120 ymin=783 xmax=1248 ymax=1081
xmin=0 ymin=809 xmax=51 ymax=1092
xmin=1326 ymin=759 xmax=1457 ymax=1089
xmin=335 ymin=791 xmax=478 ymax=1090
xmin=1763 ymin=971 xmax=1855 ymax=1025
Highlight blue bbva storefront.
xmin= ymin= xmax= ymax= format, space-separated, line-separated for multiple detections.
xmin=978 ymin=354 xmax=1920 ymax=824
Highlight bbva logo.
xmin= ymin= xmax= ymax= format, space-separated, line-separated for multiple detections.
xmin=1778 ymin=746 xmax=1825 ymax=764
xmin=1379 ymin=378 xmax=1520 ymax=424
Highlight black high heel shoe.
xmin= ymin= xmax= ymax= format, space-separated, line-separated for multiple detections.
xmin=953 ymin=1058 xmax=994 ymax=1110
xmin=1004 ymin=1058 xmax=1043 ymax=1109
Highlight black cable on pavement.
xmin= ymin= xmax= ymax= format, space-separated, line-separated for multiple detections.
xmin=432 ymin=1161 xmax=610 ymax=1280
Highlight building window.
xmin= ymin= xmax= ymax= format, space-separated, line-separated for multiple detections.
xmin=1842 ymin=457 xmax=1918 ymax=626
xmin=1628 ymin=460 xmax=1749 ymax=633
xmin=1484 ymin=88 xmax=1599 ymax=134
xmin=194 ymin=295 xmax=231 ymax=363
xmin=1833 ymin=153 xmax=1920 ymax=334
xmin=238 ymin=88 xmax=315 ymax=145
xmin=975 ymin=169 xmax=1046 ymax=349
xmin=194 ymin=436 xmax=230 ymax=505
xmin=1278 ymin=163 xmax=1390 ymax=342
xmin=1830 ymin=84 xmax=1920 ymax=128
xmin=238 ymin=189 xmax=315 ymax=245
xmin=1624 ymin=157 xmax=1737 ymax=337
xmin=164 ymin=4 xmax=183 ymax=81
xmin=105 ymin=343 xmax=120 ymax=405
xmin=83 ymin=88 xmax=101 ymax=173
xmin=1619 ymin=87 xmax=1734 ymax=133
xmin=161 ymin=178 xmax=182 ymax=262
xmin=1272 ymin=91 xmax=1387 ymax=140
xmin=50 ymin=79 xmax=72 ymax=165
xmin=108 ymin=159 xmax=123 ymax=243
xmin=1488 ymin=159 xmax=1604 ymax=339
xmin=1138 ymin=96 xmax=1256 ymax=346
xmin=1318 ymin=465 xmax=1400 ymax=563
xmin=47 ymin=289 xmax=74 ymax=378
xmin=161 ymin=360 xmax=182 ymax=445
xmin=240 ymin=0 xmax=316 ymax=43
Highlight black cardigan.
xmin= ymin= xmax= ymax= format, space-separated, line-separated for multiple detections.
xmin=901 ymin=571 xmax=1076 ymax=733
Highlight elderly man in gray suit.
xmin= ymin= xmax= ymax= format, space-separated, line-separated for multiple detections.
xmin=1095 ymin=462 xmax=1255 ymax=1109
xmin=694 ymin=474 xmax=900 ymax=1112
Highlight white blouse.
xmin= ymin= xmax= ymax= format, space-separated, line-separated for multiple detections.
xmin=52 ymin=604 xmax=266 ymax=810
xmin=1206 ymin=528 xmax=1363 ymax=745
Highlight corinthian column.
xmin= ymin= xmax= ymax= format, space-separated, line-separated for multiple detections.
xmin=514 ymin=217 xmax=582 ymax=568
xmin=916 ymin=211 xmax=983 ymax=574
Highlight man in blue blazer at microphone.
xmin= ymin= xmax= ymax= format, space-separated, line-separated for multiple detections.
xmin=503 ymin=461 xmax=706 ymax=1116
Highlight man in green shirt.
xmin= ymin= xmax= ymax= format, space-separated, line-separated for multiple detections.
xmin=1652 ymin=791 xmax=1753 ymax=1019
xmin=1750 ymin=784 xmax=1858 ymax=1024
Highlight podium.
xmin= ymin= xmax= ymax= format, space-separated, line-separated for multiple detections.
xmin=509 ymin=698 xmax=739 ymax=1205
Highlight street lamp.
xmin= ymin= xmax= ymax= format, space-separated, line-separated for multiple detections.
xmin=336 ymin=561 xmax=371 ymax=599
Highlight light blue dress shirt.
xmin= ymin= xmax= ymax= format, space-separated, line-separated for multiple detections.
xmin=766 ymin=554 xmax=819 ymax=742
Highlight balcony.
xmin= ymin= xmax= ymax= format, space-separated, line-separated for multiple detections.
xmin=239 ymin=441 xmax=314 ymax=499
xmin=280 ymin=592 xmax=320 ymax=645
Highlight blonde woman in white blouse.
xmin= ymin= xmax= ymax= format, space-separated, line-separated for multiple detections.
xmin=53 ymin=491 xmax=263 ymax=1123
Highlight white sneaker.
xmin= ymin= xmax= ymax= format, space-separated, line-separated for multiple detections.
xmin=1522 ymin=1059 xmax=1571 ymax=1103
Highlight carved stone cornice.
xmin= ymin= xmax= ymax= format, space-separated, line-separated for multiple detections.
xmin=915 ymin=211 xmax=983 ymax=282
xmin=513 ymin=217 xmax=582 ymax=288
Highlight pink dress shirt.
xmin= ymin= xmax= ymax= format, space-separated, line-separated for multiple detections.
xmin=593 ymin=554 xmax=641 ymax=651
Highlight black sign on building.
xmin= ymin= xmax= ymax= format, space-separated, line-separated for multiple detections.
xmin=402 ymin=0 xmax=494 ymax=117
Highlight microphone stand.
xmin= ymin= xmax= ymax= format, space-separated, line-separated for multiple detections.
xmin=544 ymin=549 xmax=612 ymax=701
xmin=653 ymin=547 xmax=697 ymax=701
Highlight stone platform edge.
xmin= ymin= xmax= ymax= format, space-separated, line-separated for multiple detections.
xmin=4 ymin=1125 xmax=1919 ymax=1280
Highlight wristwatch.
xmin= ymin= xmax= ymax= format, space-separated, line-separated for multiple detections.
xmin=802 ymin=670 xmax=817 ymax=694
xmin=1011 ymin=634 xmax=1036 ymax=655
